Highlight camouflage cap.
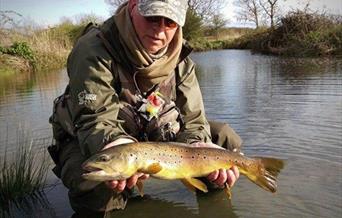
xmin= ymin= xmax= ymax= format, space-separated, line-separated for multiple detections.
xmin=138 ymin=0 xmax=188 ymax=26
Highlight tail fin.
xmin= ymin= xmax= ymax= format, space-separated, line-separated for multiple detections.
xmin=244 ymin=157 xmax=285 ymax=193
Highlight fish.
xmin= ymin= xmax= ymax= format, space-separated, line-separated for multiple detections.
xmin=81 ymin=142 xmax=284 ymax=199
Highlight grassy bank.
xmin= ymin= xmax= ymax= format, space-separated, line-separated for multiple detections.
xmin=0 ymin=22 xmax=85 ymax=76
xmin=222 ymin=11 xmax=341 ymax=57
xmin=1 ymin=10 xmax=340 ymax=77
xmin=190 ymin=11 xmax=341 ymax=57
xmin=189 ymin=27 xmax=252 ymax=51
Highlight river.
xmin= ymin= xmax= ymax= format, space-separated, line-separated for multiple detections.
xmin=0 ymin=50 xmax=341 ymax=217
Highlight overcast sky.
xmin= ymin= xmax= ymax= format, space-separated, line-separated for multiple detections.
xmin=1 ymin=0 xmax=341 ymax=27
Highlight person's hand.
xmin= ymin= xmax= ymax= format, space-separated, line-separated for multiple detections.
xmin=104 ymin=172 xmax=149 ymax=193
xmin=190 ymin=141 xmax=240 ymax=188
xmin=206 ymin=166 xmax=239 ymax=188
xmin=102 ymin=138 xmax=149 ymax=192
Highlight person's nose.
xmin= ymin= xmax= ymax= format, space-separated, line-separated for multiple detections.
xmin=152 ymin=18 xmax=167 ymax=30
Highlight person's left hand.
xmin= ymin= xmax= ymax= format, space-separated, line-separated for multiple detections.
xmin=190 ymin=142 xmax=240 ymax=188
xmin=206 ymin=166 xmax=239 ymax=188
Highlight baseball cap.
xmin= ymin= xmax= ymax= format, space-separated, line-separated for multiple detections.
xmin=137 ymin=0 xmax=188 ymax=26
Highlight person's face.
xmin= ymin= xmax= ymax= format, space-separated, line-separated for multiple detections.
xmin=130 ymin=2 xmax=179 ymax=54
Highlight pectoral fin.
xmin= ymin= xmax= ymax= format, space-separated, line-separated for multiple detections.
xmin=138 ymin=163 xmax=162 ymax=174
xmin=181 ymin=178 xmax=208 ymax=193
xmin=224 ymin=183 xmax=232 ymax=199
xmin=180 ymin=179 xmax=196 ymax=192
xmin=136 ymin=179 xmax=144 ymax=197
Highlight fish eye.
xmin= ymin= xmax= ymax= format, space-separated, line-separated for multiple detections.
xmin=98 ymin=154 xmax=110 ymax=162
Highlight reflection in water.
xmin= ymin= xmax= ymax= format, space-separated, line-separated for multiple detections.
xmin=0 ymin=50 xmax=341 ymax=217
xmin=70 ymin=182 xmax=238 ymax=218
xmin=105 ymin=191 xmax=238 ymax=218
xmin=1 ymin=191 xmax=57 ymax=218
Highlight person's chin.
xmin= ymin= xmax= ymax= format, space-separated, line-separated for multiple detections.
xmin=144 ymin=43 xmax=164 ymax=54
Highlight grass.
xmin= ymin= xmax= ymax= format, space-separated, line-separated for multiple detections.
xmin=0 ymin=21 xmax=85 ymax=75
xmin=0 ymin=139 xmax=50 ymax=211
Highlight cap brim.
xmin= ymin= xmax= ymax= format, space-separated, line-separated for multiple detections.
xmin=138 ymin=1 xmax=186 ymax=26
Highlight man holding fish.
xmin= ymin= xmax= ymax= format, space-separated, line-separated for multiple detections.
xmin=49 ymin=0 xmax=244 ymax=215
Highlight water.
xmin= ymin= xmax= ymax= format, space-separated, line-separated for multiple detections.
xmin=0 ymin=50 xmax=341 ymax=217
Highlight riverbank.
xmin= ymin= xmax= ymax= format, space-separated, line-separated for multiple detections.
xmin=1 ymin=10 xmax=341 ymax=78
xmin=0 ymin=22 xmax=84 ymax=78
xmin=192 ymin=10 xmax=342 ymax=57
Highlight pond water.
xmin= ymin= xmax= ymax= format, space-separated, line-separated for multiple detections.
xmin=0 ymin=50 xmax=341 ymax=217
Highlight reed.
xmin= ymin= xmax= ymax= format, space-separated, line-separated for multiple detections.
xmin=0 ymin=141 xmax=50 ymax=207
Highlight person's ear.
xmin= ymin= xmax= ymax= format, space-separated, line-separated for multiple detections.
xmin=128 ymin=0 xmax=137 ymax=13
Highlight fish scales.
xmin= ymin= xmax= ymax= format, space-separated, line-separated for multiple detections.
xmin=82 ymin=142 xmax=284 ymax=197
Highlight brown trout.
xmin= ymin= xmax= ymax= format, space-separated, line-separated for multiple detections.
xmin=82 ymin=142 xmax=284 ymax=198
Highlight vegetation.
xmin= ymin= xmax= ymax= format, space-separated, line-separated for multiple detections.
xmin=0 ymin=11 xmax=94 ymax=76
xmin=1 ymin=3 xmax=341 ymax=77
xmin=0 ymin=141 xmax=50 ymax=211
xmin=229 ymin=11 xmax=342 ymax=56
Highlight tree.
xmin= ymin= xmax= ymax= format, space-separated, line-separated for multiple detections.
xmin=182 ymin=8 xmax=203 ymax=41
xmin=259 ymin=0 xmax=281 ymax=28
xmin=104 ymin=0 xmax=228 ymax=40
xmin=187 ymin=0 xmax=226 ymax=22
xmin=105 ymin=0 xmax=226 ymax=22
xmin=210 ymin=13 xmax=227 ymax=39
xmin=0 ymin=10 xmax=22 ymax=29
xmin=105 ymin=0 xmax=127 ymax=14
xmin=234 ymin=0 xmax=262 ymax=28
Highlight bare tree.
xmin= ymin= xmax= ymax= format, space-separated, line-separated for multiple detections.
xmin=234 ymin=0 xmax=262 ymax=28
xmin=105 ymin=0 xmax=226 ymax=22
xmin=188 ymin=0 xmax=226 ymax=21
xmin=105 ymin=0 xmax=128 ymax=14
xmin=259 ymin=0 xmax=281 ymax=28
xmin=0 ymin=10 xmax=22 ymax=29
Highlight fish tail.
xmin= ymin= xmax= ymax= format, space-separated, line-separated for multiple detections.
xmin=242 ymin=157 xmax=285 ymax=193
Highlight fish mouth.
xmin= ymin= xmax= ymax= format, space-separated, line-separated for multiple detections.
xmin=82 ymin=163 xmax=104 ymax=173
xmin=81 ymin=162 xmax=122 ymax=181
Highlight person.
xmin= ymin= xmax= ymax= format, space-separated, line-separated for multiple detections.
xmin=49 ymin=0 xmax=243 ymax=215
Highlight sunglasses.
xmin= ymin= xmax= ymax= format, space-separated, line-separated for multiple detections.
xmin=144 ymin=16 xmax=178 ymax=29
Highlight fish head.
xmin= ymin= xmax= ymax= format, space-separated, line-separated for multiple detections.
xmin=81 ymin=148 xmax=136 ymax=181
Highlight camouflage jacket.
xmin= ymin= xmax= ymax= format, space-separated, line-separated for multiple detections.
xmin=66 ymin=17 xmax=211 ymax=156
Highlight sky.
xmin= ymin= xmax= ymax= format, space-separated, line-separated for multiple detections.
xmin=1 ymin=0 xmax=341 ymax=27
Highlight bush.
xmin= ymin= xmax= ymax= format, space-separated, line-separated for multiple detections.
xmin=231 ymin=10 xmax=342 ymax=56
xmin=0 ymin=42 xmax=36 ymax=70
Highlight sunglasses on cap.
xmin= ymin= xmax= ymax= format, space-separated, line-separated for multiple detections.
xmin=144 ymin=16 xmax=178 ymax=29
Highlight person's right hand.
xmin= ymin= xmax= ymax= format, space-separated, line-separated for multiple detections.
xmin=102 ymin=138 xmax=150 ymax=192
xmin=104 ymin=172 xmax=149 ymax=193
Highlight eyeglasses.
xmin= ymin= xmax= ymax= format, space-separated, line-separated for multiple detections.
xmin=144 ymin=16 xmax=178 ymax=29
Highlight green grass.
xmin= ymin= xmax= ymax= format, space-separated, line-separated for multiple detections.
xmin=0 ymin=141 xmax=50 ymax=209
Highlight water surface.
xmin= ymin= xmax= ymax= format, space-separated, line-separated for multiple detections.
xmin=0 ymin=50 xmax=341 ymax=217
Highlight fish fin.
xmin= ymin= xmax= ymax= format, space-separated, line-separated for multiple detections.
xmin=136 ymin=179 xmax=144 ymax=197
xmin=180 ymin=179 xmax=196 ymax=193
xmin=182 ymin=178 xmax=208 ymax=193
xmin=243 ymin=157 xmax=285 ymax=193
xmin=139 ymin=162 xmax=162 ymax=174
xmin=224 ymin=183 xmax=232 ymax=199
